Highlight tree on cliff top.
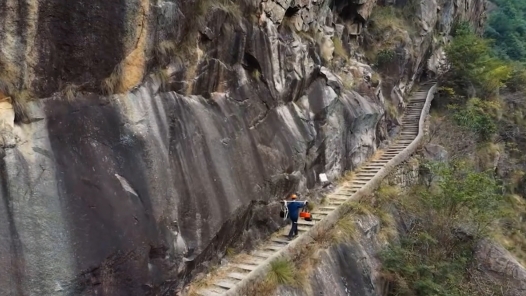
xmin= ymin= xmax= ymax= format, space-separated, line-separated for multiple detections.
xmin=445 ymin=22 xmax=511 ymax=98
xmin=486 ymin=0 xmax=526 ymax=61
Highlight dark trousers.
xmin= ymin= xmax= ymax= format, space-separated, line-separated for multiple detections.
xmin=288 ymin=218 xmax=298 ymax=238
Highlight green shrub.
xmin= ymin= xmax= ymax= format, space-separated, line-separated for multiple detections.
xmin=380 ymin=160 xmax=504 ymax=295
xmin=506 ymin=64 xmax=526 ymax=92
xmin=376 ymin=49 xmax=395 ymax=67
xmin=445 ymin=24 xmax=511 ymax=96
xmin=450 ymin=98 xmax=499 ymax=141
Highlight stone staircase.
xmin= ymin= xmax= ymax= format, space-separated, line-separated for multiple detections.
xmin=192 ymin=81 xmax=437 ymax=296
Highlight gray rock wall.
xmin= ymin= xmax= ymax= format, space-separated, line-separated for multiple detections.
xmin=0 ymin=73 xmax=383 ymax=296
xmin=386 ymin=158 xmax=420 ymax=189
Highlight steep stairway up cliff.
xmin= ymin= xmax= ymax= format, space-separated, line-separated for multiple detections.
xmin=192 ymin=82 xmax=437 ymax=296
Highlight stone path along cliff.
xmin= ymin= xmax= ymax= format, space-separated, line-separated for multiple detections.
xmin=192 ymin=81 xmax=437 ymax=296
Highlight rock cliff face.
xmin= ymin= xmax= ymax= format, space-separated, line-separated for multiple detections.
xmin=0 ymin=0 xmax=486 ymax=295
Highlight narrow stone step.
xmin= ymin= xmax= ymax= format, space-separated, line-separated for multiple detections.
xmin=319 ymin=205 xmax=338 ymax=210
xmin=337 ymin=191 xmax=356 ymax=196
xmin=298 ymin=226 xmax=311 ymax=232
xmin=241 ymin=257 xmax=265 ymax=266
xmin=340 ymin=187 xmax=357 ymax=191
xmin=252 ymin=251 xmax=274 ymax=259
xmin=353 ymin=178 xmax=369 ymax=182
xmin=353 ymin=177 xmax=371 ymax=181
xmin=332 ymin=193 xmax=352 ymax=197
xmin=197 ymin=288 xmax=224 ymax=296
xmin=233 ymin=264 xmax=258 ymax=271
xmin=214 ymin=280 xmax=237 ymax=290
xmin=356 ymin=172 xmax=376 ymax=179
xmin=227 ymin=272 xmax=247 ymax=281
xmin=298 ymin=220 xmax=316 ymax=226
xmin=371 ymin=160 xmax=389 ymax=163
xmin=329 ymin=200 xmax=344 ymax=205
xmin=271 ymin=238 xmax=290 ymax=244
xmin=329 ymin=194 xmax=350 ymax=200
xmin=263 ymin=244 xmax=283 ymax=252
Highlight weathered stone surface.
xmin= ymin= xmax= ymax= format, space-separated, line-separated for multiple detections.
xmin=0 ymin=72 xmax=382 ymax=295
xmin=422 ymin=143 xmax=448 ymax=162
xmin=275 ymin=214 xmax=384 ymax=296
xmin=474 ymin=239 xmax=526 ymax=296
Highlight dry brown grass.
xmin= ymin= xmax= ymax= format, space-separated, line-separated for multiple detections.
xmin=154 ymin=68 xmax=170 ymax=91
xmin=339 ymin=171 xmax=356 ymax=184
xmin=475 ymin=142 xmax=501 ymax=171
xmin=333 ymin=37 xmax=348 ymax=61
xmin=11 ymin=90 xmax=32 ymax=123
xmin=0 ymin=59 xmax=33 ymax=122
xmin=370 ymin=149 xmax=385 ymax=162
xmin=385 ymin=100 xmax=399 ymax=119
xmin=101 ymin=64 xmax=124 ymax=95
xmin=60 ymin=83 xmax=80 ymax=101
xmin=155 ymin=40 xmax=178 ymax=65
xmin=365 ymin=5 xmax=415 ymax=65
xmin=376 ymin=184 xmax=401 ymax=203
xmin=186 ymin=265 xmax=227 ymax=296
xmin=371 ymin=72 xmax=381 ymax=87
xmin=329 ymin=216 xmax=358 ymax=244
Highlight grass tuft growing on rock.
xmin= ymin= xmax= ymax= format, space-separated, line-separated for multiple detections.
xmin=61 ymin=83 xmax=80 ymax=101
xmin=330 ymin=216 xmax=358 ymax=244
xmin=333 ymin=37 xmax=348 ymax=61
xmin=154 ymin=67 xmax=170 ymax=92
xmin=267 ymin=259 xmax=297 ymax=286
xmin=0 ymin=60 xmax=33 ymax=123
xmin=11 ymin=90 xmax=32 ymax=123
xmin=376 ymin=184 xmax=401 ymax=203
xmin=101 ymin=64 xmax=124 ymax=95
xmin=198 ymin=0 xmax=242 ymax=22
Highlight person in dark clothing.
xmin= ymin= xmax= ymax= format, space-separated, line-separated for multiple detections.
xmin=286 ymin=194 xmax=307 ymax=240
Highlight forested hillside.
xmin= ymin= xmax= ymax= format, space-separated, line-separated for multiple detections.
xmin=486 ymin=0 xmax=526 ymax=61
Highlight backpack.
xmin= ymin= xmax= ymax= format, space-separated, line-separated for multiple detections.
xmin=279 ymin=201 xmax=289 ymax=220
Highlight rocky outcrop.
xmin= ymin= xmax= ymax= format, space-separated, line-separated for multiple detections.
xmin=0 ymin=0 xmax=487 ymax=295
xmin=274 ymin=215 xmax=385 ymax=296
xmin=473 ymin=239 xmax=526 ymax=296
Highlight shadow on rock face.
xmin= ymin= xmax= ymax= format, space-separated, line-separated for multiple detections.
xmin=45 ymin=94 xmax=161 ymax=295
xmin=35 ymin=0 xmax=129 ymax=96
